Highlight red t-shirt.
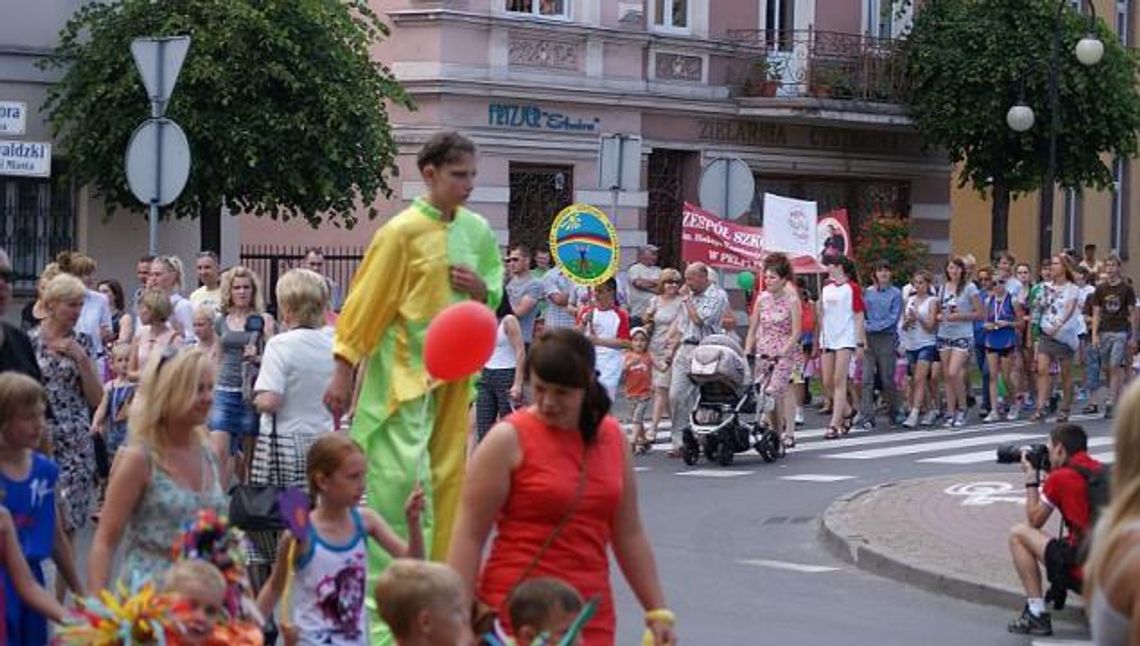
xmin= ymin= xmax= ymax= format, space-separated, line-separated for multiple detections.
xmin=622 ymin=351 xmax=653 ymax=400
xmin=1041 ymin=451 xmax=1104 ymax=547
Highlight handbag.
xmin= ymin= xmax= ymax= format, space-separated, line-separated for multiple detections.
xmin=228 ymin=414 xmax=288 ymax=533
xmin=472 ymin=451 xmax=589 ymax=635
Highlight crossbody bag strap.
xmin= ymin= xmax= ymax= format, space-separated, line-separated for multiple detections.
xmin=267 ymin=412 xmax=284 ymax=486
xmin=512 ymin=447 xmax=589 ymax=590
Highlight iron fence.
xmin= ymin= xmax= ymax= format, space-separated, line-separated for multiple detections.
xmin=239 ymin=244 xmax=364 ymax=315
xmin=725 ymin=28 xmax=909 ymax=104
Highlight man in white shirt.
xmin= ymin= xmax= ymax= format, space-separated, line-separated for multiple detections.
xmin=190 ymin=251 xmax=222 ymax=310
xmin=627 ymin=245 xmax=662 ymax=327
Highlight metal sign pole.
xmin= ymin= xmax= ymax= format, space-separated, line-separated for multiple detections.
xmin=148 ymin=40 xmax=165 ymax=256
xmin=611 ymin=134 xmax=624 ymax=231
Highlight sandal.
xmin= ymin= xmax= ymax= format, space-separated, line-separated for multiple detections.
xmin=1055 ymin=409 xmax=1070 ymax=423
xmin=825 ymin=426 xmax=843 ymax=440
xmin=782 ymin=434 xmax=796 ymax=449
xmin=1029 ymin=409 xmax=1047 ymax=423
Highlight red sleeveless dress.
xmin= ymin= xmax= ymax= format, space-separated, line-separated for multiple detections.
xmin=476 ymin=408 xmax=627 ymax=645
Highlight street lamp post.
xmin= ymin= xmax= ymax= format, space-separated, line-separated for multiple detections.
xmin=1005 ymin=0 xmax=1103 ymax=263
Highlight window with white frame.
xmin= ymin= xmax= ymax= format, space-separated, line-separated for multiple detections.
xmin=1118 ymin=0 xmax=1130 ymax=46
xmin=507 ymin=0 xmax=569 ymax=18
xmin=1112 ymin=157 xmax=1129 ymax=258
xmin=653 ymin=0 xmax=689 ymax=30
xmin=1063 ymin=188 xmax=1081 ymax=250
xmin=765 ymin=0 xmax=795 ymax=49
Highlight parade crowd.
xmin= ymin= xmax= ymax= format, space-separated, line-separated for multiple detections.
xmin=0 ymin=130 xmax=1136 ymax=645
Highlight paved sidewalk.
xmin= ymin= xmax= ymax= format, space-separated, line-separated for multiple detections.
xmin=820 ymin=472 xmax=1081 ymax=613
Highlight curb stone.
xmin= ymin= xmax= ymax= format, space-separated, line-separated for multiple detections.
xmin=819 ymin=480 xmax=1086 ymax=621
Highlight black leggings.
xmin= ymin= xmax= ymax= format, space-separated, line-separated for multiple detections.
xmin=476 ymin=368 xmax=516 ymax=440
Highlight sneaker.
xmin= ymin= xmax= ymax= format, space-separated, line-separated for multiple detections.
xmin=1007 ymin=605 xmax=1052 ymax=636
xmin=795 ymin=407 xmax=804 ymax=425
xmin=921 ymin=410 xmax=940 ymax=427
xmin=983 ymin=410 xmax=1001 ymax=423
xmin=952 ymin=412 xmax=968 ymax=428
xmin=943 ymin=415 xmax=956 ymax=429
xmin=1005 ymin=406 xmax=1020 ymax=422
xmin=902 ymin=409 xmax=920 ymax=429
xmin=1081 ymin=403 xmax=1099 ymax=415
xmin=1105 ymin=403 xmax=1114 ymax=419
xmin=860 ymin=418 xmax=877 ymax=431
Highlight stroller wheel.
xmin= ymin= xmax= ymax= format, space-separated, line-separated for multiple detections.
xmin=757 ymin=431 xmax=778 ymax=463
xmin=681 ymin=439 xmax=699 ymax=466
xmin=716 ymin=437 xmax=735 ymax=467
xmin=703 ymin=436 xmax=719 ymax=462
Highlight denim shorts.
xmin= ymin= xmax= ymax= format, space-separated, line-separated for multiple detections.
xmin=906 ymin=345 xmax=939 ymax=369
xmin=210 ymin=389 xmax=259 ymax=446
xmin=1099 ymin=331 xmax=1129 ymax=368
xmin=937 ymin=337 xmax=972 ymax=352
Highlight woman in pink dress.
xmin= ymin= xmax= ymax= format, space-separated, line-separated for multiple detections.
xmin=744 ymin=253 xmax=802 ymax=447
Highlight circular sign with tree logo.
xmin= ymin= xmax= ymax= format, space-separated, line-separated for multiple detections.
xmin=549 ymin=203 xmax=620 ymax=286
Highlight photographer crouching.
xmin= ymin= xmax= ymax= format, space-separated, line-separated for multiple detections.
xmin=1004 ymin=423 xmax=1105 ymax=636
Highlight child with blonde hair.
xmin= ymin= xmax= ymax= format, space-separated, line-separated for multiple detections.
xmin=374 ymin=559 xmax=472 ymax=646
xmin=162 ymin=559 xmax=229 ymax=645
xmin=193 ymin=303 xmax=219 ymax=358
xmin=0 ymin=373 xmax=82 ymax=643
xmin=92 ymin=343 xmax=136 ymax=459
xmin=257 ymin=434 xmax=426 ymax=644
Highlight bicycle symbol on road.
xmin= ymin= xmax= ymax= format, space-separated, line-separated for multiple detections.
xmin=943 ymin=481 xmax=1026 ymax=506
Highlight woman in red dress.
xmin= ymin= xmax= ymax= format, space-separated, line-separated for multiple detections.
xmin=448 ymin=328 xmax=675 ymax=645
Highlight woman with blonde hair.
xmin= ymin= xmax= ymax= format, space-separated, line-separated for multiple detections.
xmin=29 ymin=273 xmax=103 ymax=532
xmin=245 ymin=268 xmax=331 ymax=585
xmin=128 ymin=288 xmax=183 ymax=381
xmin=56 ymin=251 xmax=113 ymax=352
xmin=1084 ymin=381 xmax=1140 ymax=644
xmin=212 ymin=265 xmax=275 ymax=479
xmin=87 ymin=347 xmax=228 ymax=592
xmin=22 ymin=262 xmax=60 ymax=331
xmin=148 ymin=255 xmax=197 ymax=344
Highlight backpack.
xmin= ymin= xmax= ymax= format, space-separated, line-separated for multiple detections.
xmin=1070 ymin=463 xmax=1112 ymax=564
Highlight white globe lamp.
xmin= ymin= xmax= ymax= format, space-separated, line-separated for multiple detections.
xmin=1075 ymin=35 xmax=1105 ymax=66
xmin=1007 ymin=103 xmax=1036 ymax=132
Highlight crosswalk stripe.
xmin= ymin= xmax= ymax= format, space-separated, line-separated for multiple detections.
xmin=779 ymin=474 xmax=856 ymax=482
xmin=1090 ymin=450 xmax=1116 ymax=464
xmin=918 ymin=437 xmax=1114 ymax=465
xmin=676 ymin=469 xmax=754 ymax=478
xmin=822 ymin=433 xmax=1039 ymax=460
xmin=794 ymin=429 xmax=983 ymax=453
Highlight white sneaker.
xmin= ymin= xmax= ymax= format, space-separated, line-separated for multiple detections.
xmin=943 ymin=414 xmax=956 ymax=428
xmin=952 ymin=412 xmax=968 ymax=428
xmin=920 ymin=410 xmax=939 ymax=426
xmin=795 ymin=407 xmax=804 ymax=425
xmin=902 ymin=409 xmax=920 ymax=428
xmin=1005 ymin=406 xmax=1020 ymax=422
xmin=983 ymin=410 xmax=1001 ymax=423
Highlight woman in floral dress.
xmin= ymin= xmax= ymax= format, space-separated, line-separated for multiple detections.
xmin=29 ymin=274 xmax=103 ymax=532
xmin=744 ymin=253 xmax=802 ymax=447
xmin=643 ymin=268 xmax=683 ymax=449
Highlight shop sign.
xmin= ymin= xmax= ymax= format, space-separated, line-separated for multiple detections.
xmin=696 ymin=118 xmax=904 ymax=154
xmin=0 ymin=101 xmax=27 ymax=136
xmin=0 ymin=141 xmax=51 ymax=178
xmin=488 ymin=103 xmax=599 ymax=132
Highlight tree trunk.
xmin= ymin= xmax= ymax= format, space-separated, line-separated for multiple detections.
xmin=989 ymin=179 xmax=1011 ymax=261
xmin=199 ymin=199 xmax=222 ymax=254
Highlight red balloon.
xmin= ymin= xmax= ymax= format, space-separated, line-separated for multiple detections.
xmin=424 ymin=301 xmax=498 ymax=382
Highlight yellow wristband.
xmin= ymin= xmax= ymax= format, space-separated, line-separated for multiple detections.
xmin=645 ymin=609 xmax=676 ymax=624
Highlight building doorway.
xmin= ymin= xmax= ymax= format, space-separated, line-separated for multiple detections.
xmin=508 ymin=163 xmax=573 ymax=254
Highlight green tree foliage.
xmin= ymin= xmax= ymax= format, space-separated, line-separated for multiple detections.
xmin=854 ymin=216 xmax=929 ymax=287
xmin=41 ymin=0 xmax=412 ymax=250
xmin=903 ymin=0 xmax=1140 ymax=259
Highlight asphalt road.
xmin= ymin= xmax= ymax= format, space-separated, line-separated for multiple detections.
xmin=608 ymin=407 xmax=1115 ymax=645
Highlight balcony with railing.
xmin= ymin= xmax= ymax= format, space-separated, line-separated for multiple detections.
xmin=724 ymin=28 xmax=909 ymax=106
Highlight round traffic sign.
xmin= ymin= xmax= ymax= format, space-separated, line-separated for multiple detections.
xmin=698 ymin=157 xmax=755 ymax=220
xmin=125 ymin=118 xmax=191 ymax=206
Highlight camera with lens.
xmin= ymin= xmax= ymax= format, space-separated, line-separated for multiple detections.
xmin=995 ymin=443 xmax=1051 ymax=471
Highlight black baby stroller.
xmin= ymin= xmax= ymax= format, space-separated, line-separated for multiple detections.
xmin=680 ymin=335 xmax=782 ymax=466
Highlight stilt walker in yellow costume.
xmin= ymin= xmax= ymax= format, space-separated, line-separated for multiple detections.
xmin=322 ymin=132 xmax=503 ymax=641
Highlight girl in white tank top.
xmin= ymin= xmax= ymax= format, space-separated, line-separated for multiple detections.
xmin=255 ymin=435 xmax=427 ymax=644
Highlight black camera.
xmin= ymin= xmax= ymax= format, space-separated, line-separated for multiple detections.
xmin=995 ymin=443 xmax=1051 ymax=471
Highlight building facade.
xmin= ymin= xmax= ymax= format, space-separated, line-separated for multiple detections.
xmin=2 ymin=0 xmax=953 ymax=297
xmin=241 ymin=0 xmax=953 ymax=274
xmin=951 ymin=0 xmax=1139 ymax=273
